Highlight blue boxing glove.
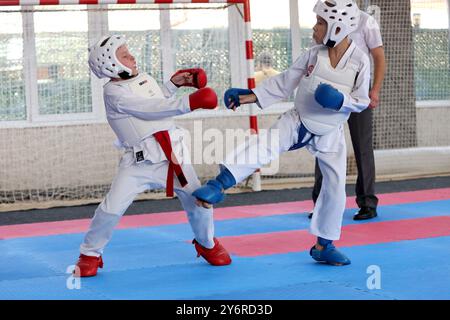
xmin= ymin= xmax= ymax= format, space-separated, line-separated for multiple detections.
xmin=224 ymin=88 xmax=253 ymax=109
xmin=314 ymin=83 xmax=344 ymax=111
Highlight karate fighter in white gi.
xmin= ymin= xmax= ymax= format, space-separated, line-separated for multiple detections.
xmin=74 ymin=35 xmax=231 ymax=277
xmin=193 ymin=0 xmax=371 ymax=266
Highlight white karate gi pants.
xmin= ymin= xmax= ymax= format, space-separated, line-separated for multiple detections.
xmin=223 ymin=109 xmax=347 ymax=240
xmin=80 ymin=160 xmax=215 ymax=257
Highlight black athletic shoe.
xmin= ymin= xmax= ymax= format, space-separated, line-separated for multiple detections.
xmin=353 ymin=207 xmax=377 ymax=221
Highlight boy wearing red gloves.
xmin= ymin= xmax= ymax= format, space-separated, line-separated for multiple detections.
xmin=75 ymin=35 xmax=231 ymax=277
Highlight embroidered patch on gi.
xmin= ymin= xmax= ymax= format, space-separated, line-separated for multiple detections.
xmin=135 ymin=151 xmax=145 ymax=162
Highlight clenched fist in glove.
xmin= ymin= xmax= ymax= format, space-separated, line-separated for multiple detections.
xmin=223 ymin=88 xmax=256 ymax=110
xmin=314 ymin=83 xmax=344 ymax=111
xmin=189 ymin=87 xmax=218 ymax=111
xmin=171 ymin=68 xmax=207 ymax=89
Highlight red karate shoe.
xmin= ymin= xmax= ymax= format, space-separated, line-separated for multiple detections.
xmin=192 ymin=238 xmax=232 ymax=266
xmin=74 ymin=254 xmax=104 ymax=277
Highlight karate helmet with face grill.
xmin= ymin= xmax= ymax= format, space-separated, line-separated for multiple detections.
xmin=88 ymin=35 xmax=133 ymax=79
xmin=313 ymin=0 xmax=361 ymax=48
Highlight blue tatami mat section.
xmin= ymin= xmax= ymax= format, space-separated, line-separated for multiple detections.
xmin=0 ymin=199 xmax=449 ymax=300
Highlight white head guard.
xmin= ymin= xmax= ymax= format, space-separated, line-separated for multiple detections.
xmin=313 ymin=0 xmax=361 ymax=48
xmin=88 ymin=35 xmax=133 ymax=79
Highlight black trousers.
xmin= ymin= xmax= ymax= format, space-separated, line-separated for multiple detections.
xmin=312 ymin=107 xmax=379 ymax=209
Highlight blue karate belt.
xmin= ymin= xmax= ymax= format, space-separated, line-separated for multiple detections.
xmin=289 ymin=123 xmax=315 ymax=151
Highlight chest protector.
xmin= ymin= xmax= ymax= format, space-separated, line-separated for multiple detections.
xmin=295 ymin=46 xmax=359 ymax=135
xmin=108 ymin=73 xmax=175 ymax=148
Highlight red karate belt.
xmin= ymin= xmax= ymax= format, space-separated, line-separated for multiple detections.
xmin=153 ymin=130 xmax=188 ymax=197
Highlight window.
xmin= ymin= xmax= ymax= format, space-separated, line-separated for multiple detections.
xmin=0 ymin=7 xmax=26 ymax=121
xmin=34 ymin=6 xmax=91 ymax=116
xmin=108 ymin=5 xmax=162 ymax=82
xmin=411 ymin=0 xmax=450 ymax=101
xmin=252 ymin=0 xmax=291 ymax=85
xmin=170 ymin=5 xmax=230 ymax=102
xmin=298 ymin=0 xmax=317 ymax=51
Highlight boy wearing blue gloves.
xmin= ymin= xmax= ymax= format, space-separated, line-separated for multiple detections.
xmin=193 ymin=0 xmax=371 ymax=266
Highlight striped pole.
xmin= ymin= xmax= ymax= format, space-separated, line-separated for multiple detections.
xmin=241 ymin=0 xmax=261 ymax=191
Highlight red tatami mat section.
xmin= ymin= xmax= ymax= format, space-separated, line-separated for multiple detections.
xmin=220 ymin=216 xmax=450 ymax=256
xmin=1 ymin=188 xmax=449 ymax=239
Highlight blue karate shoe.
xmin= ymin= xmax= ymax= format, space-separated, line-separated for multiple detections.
xmin=193 ymin=167 xmax=236 ymax=205
xmin=310 ymin=240 xmax=351 ymax=266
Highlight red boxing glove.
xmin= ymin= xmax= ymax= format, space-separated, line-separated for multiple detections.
xmin=189 ymin=87 xmax=218 ymax=111
xmin=171 ymin=68 xmax=207 ymax=89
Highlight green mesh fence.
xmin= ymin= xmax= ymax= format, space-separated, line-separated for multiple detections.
xmin=413 ymin=28 xmax=450 ymax=101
